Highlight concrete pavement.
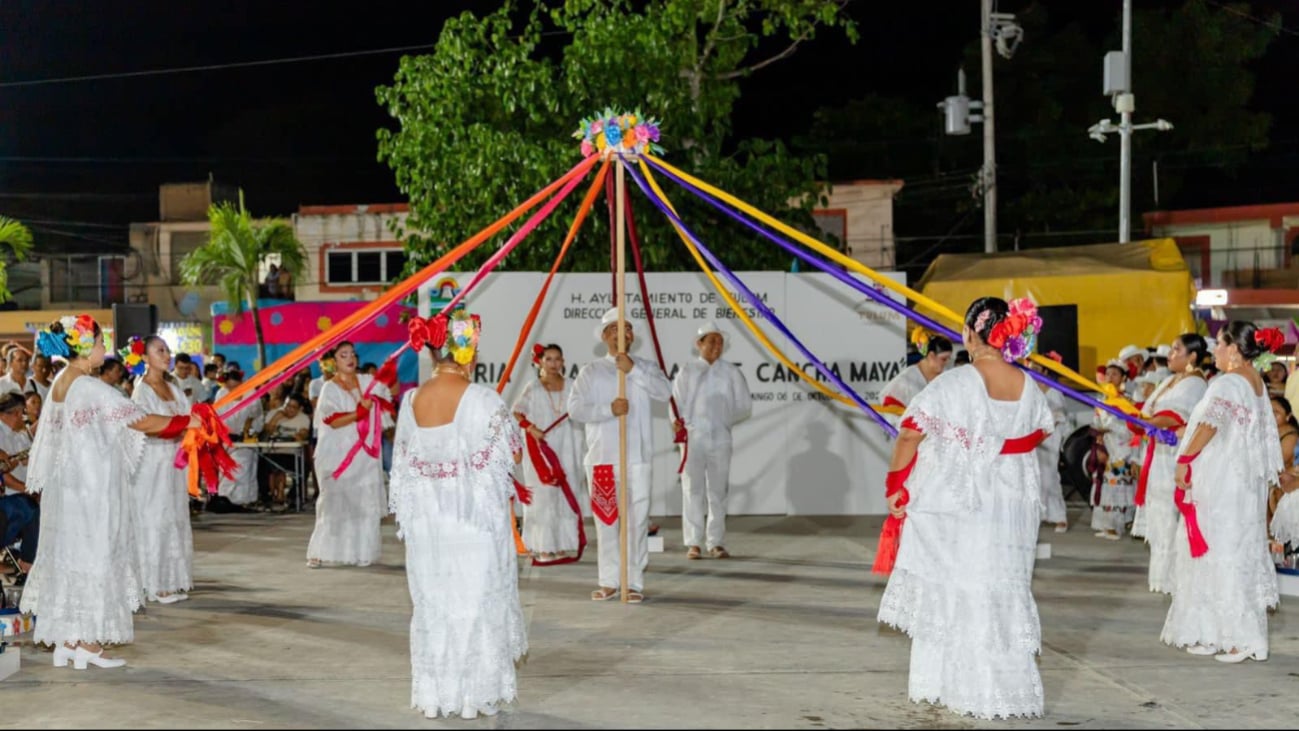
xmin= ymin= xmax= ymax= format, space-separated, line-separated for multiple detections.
xmin=3 ymin=506 xmax=1298 ymax=728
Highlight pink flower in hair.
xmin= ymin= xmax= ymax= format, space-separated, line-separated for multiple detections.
xmin=974 ymin=310 xmax=993 ymax=333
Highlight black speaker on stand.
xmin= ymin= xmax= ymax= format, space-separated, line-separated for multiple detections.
xmin=112 ymin=303 xmax=158 ymax=346
xmin=1036 ymin=304 xmax=1079 ymax=374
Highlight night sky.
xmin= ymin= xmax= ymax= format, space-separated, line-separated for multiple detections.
xmin=1 ymin=0 xmax=1295 ymax=254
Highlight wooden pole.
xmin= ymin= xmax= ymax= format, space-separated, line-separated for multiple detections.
xmin=615 ymin=160 xmax=630 ymax=603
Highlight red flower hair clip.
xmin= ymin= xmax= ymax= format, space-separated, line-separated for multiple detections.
xmin=408 ymin=313 xmax=449 ymax=352
xmin=531 ymin=343 xmax=545 ymax=366
xmin=1255 ymin=327 xmax=1285 ymax=354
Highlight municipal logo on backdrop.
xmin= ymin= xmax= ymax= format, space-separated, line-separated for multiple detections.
xmin=429 ymin=277 xmax=460 ymax=309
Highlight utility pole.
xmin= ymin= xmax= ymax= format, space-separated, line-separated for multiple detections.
xmin=939 ymin=4 xmax=1021 ymax=255
xmin=980 ymin=0 xmax=997 ymax=254
xmin=1090 ymin=0 xmax=1172 ymax=243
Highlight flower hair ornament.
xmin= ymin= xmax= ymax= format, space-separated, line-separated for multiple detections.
xmin=985 ymin=298 xmax=1043 ymax=363
xmin=531 ymin=344 xmax=546 ymax=367
xmin=1252 ymin=327 xmax=1286 ymax=370
xmin=910 ymin=328 xmax=931 ymax=357
xmin=36 ymin=314 xmax=97 ymax=360
xmin=118 ymin=336 xmax=147 ymax=377
xmin=408 ymin=309 xmax=481 ymax=365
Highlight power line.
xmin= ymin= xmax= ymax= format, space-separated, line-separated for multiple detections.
xmin=0 ymin=30 xmax=573 ymax=89
xmin=1205 ymin=0 xmax=1299 ymax=38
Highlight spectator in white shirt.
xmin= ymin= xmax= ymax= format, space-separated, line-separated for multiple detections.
xmin=28 ymin=354 xmax=52 ymax=400
xmin=0 ymin=348 xmax=33 ymax=396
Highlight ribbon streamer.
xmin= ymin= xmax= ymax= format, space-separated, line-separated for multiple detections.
xmin=622 ymin=158 xmax=896 ymax=438
xmin=644 ymin=157 xmax=1173 ymax=445
xmin=174 ymin=403 xmax=238 ymax=497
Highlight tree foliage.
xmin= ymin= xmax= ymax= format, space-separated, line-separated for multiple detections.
xmin=0 ymin=216 xmax=33 ymax=304
xmin=376 ymin=0 xmax=856 ymax=273
xmin=179 ymin=193 xmax=306 ymax=369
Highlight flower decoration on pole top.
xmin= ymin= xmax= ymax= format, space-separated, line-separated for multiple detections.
xmin=574 ymin=107 xmax=664 ymax=158
xmin=985 ymin=297 xmax=1043 ymax=363
xmin=118 ymin=335 xmax=147 ymax=377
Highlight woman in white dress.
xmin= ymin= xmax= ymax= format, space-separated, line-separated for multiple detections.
xmin=879 ymin=333 xmax=952 ymax=422
xmin=1161 ymin=321 xmax=1283 ymax=663
xmin=1031 ymin=358 xmax=1069 ymax=532
xmin=307 ymin=341 xmax=393 ymax=568
xmin=512 ymin=343 xmax=583 ymax=561
xmin=214 ymin=367 xmax=263 ymax=507
xmin=389 ymin=309 xmax=527 ymax=719
xmin=21 ymin=316 xmax=197 ymax=669
xmin=1092 ymin=361 xmax=1136 ymax=539
xmin=877 ymin=297 xmax=1054 ymax=720
xmin=1133 ymin=334 xmax=1208 ymax=594
xmin=129 ymin=336 xmax=194 ymax=603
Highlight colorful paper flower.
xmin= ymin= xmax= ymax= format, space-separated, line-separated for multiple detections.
xmin=573 ymin=107 xmax=666 ymax=158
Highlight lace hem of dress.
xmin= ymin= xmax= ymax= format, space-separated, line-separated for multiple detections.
xmin=909 ymin=693 xmax=1044 ymax=722
xmin=878 ymin=568 xmax=1041 ymax=654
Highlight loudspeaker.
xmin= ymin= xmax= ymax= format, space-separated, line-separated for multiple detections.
xmin=112 ymin=303 xmax=157 ymax=344
xmin=1036 ymin=304 xmax=1079 ymax=373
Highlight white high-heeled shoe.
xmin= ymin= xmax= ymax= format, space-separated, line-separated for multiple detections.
xmin=1215 ymin=648 xmax=1267 ymax=663
xmin=73 ymin=646 xmax=127 ymax=670
xmin=52 ymin=644 xmax=76 ymax=667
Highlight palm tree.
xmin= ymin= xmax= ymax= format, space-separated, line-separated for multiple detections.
xmin=180 ymin=192 xmax=305 ymax=370
xmin=0 ymin=216 xmax=33 ymax=303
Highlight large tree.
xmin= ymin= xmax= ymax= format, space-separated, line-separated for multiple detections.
xmin=179 ymin=194 xmax=306 ymax=370
xmin=800 ymin=0 xmax=1279 ymax=266
xmin=0 ymin=216 xmax=33 ymax=303
xmin=376 ymin=0 xmax=857 ymax=273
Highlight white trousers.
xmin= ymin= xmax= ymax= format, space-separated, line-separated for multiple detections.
xmin=681 ymin=440 xmax=733 ymax=550
xmin=591 ymin=462 xmax=651 ymax=592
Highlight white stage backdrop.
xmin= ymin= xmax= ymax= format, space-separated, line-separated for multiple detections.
xmin=418 ymin=271 xmax=906 ymax=516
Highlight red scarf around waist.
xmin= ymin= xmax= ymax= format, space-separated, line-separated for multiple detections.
xmin=516 ymin=414 xmax=587 ymax=566
xmin=1131 ymin=410 xmax=1186 ymax=507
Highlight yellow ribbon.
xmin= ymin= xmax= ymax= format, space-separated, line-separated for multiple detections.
xmin=637 ymin=160 xmax=873 ymax=413
xmin=644 ymin=154 xmax=1133 ymax=412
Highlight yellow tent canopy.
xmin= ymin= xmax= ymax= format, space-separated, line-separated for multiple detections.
xmin=916 ymin=238 xmax=1195 ymax=377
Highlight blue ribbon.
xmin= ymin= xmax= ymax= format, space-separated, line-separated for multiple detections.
xmin=641 ymin=156 xmax=1177 ymax=447
xmin=620 ymin=158 xmax=898 ymax=438
xmin=35 ymin=331 xmax=71 ymax=359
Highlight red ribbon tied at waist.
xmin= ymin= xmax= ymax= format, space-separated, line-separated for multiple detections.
xmin=1175 ymin=452 xmax=1209 ymax=557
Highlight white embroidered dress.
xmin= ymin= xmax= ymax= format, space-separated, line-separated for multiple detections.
xmin=1139 ymin=373 xmax=1207 ymax=593
xmin=1037 ymin=387 xmax=1068 ymax=524
xmin=20 ymin=373 xmax=148 ymax=646
xmin=511 ymin=378 xmax=583 ymax=554
xmin=130 ymin=379 xmax=194 ymax=597
xmin=308 ymin=374 xmax=393 ymax=565
xmin=880 ymin=364 xmax=929 ymax=426
xmin=878 ymin=366 xmax=1053 ymax=721
xmin=215 ymin=385 xmax=264 ymax=505
xmin=1161 ymin=373 xmax=1281 ymax=655
xmin=389 ymin=385 xmax=527 ymax=720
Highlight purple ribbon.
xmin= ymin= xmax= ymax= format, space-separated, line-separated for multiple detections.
xmin=641 ymin=156 xmax=1176 ymax=447
xmin=620 ymin=159 xmax=898 ymax=438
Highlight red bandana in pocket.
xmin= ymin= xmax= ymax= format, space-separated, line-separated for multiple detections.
xmin=591 ymin=464 xmax=619 ymax=526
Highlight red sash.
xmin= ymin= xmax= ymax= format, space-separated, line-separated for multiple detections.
xmin=873 ymin=418 xmax=1046 ymax=575
xmin=1133 ymin=410 xmax=1186 ymax=506
xmin=517 ymin=415 xmax=587 ymax=566
xmin=882 ymin=395 xmax=906 ymax=410
xmin=1175 ymin=453 xmax=1209 ymax=557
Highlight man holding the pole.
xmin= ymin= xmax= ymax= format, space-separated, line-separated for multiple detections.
xmin=569 ymin=307 xmax=671 ymax=603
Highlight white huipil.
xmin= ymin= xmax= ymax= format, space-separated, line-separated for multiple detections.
xmin=878 ymin=366 xmax=1054 ymax=721
xmin=214 ymin=385 xmax=264 ymax=505
xmin=1037 ymin=387 xmax=1069 ymax=525
xmin=21 ymin=373 xmax=149 ymax=646
xmin=1093 ymin=402 xmax=1137 ymax=534
xmin=672 ymin=356 xmax=752 ymax=551
xmin=130 ymin=378 xmax=194 ymax=598
xmin=568 ymin=354 xmax=671 ymax=592
xmin=1161 ymin=374 xmax=1281 ymax=656
xmin=308 ymin=374 xmax=393 ymax=566
xmin=511 ymin=377 xmax=584 ymax=554
xmin=388 ymin=385 xmax=527 ymax=720
xmin=1138 ymin=373 xmax=1207 ymax=593
xmin=880 ymin=364 xmax=930 ymax=427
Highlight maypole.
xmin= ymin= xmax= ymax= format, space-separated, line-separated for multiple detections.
xmin=614 ymin=161 xmax=630 ymax=604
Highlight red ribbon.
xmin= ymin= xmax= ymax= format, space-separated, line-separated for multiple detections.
xmin=517 ymin=415 xmax=587 ymax=566
xmin=882 ymin=395 xmax=906 ymax=410
xmin=1175 ymin=453 xmax=1209 ymax=557
xmin=1134 ymin=410 xmax=1186 ymax=506
xmin=330 ymin=382 xmax=396 ymax=480
xmin=173 ymin=403 xmax=238 ymax=497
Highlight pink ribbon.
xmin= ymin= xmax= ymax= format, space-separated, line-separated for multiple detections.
xmin=331 ymin=387 xmax=394 ymax=480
